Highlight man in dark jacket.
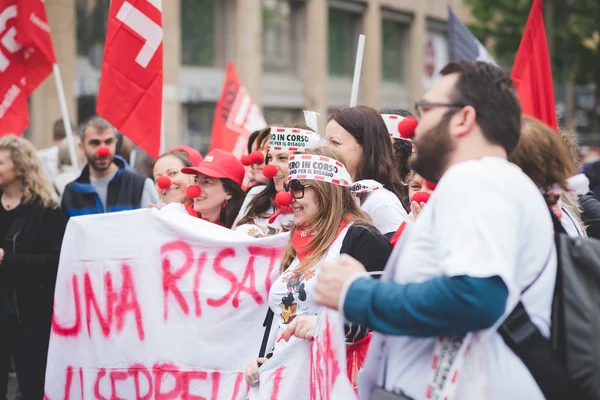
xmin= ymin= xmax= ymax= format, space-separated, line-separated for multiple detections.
xmin=61 ymin=116 xmax=158 ymax=220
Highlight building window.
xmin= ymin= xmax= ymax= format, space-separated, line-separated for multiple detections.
xmin=182 ymin=103 xmax=216 ymax=155
xmin=262 ymin=0 xmax=294 ymax=73
xmin=382 ymin=19 xmax=407 ymax=83
xmin=76 ymin=0 xmax=109 ymax=69
xmin=328 ymin=8 xmax=361 ymax=78
xmin=181 ymin=0 xmax=215 ymax=67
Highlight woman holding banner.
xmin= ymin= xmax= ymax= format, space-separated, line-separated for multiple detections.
xmin=327 ymin=106 xmax=408 ymax=238
xmin=152 ymin=146 xmax=203 ymax=216
xmin=0 ymin=135 xmax=67 ymax=400
xmin=233 ymin=125 xmax=321 ymax=238
xmin=244 ymin=147 xmax=391 ymax=393
xmin=181 ymin=148 xmax=246 ymax=228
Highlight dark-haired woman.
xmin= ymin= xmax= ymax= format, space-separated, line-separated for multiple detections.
xmin=381 ymin=109 xmax=414 ymax=190
xmin=246 ymin=127 xmax=270 ymax=188
xmin=327 ymin=106 xmax=408 ymax=237
xmin=233 ymin=125 xmax=320 ymax=237
xmin=181 ymin=149 xmax=246 ymax=228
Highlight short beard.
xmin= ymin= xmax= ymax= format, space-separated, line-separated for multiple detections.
xmin=409 ymin=114 xmax=454 ymax=183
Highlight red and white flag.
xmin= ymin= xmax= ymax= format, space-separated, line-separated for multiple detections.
xmin=96 ymin=0 xmax=163 ymax=158
xmin=0 ymin=0 xmax=56 ymax=136
xmin=210 ymin=61 xmax=267 ymax=158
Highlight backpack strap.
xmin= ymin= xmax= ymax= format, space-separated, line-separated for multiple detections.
xmin=498 ymin=206 xmax=572 ymax=400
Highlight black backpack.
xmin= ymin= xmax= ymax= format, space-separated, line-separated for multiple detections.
xmin=499 ymin=210 xmax=600 ymax=400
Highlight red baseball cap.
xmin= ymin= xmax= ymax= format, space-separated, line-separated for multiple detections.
xmin=181 ymin=149 xmax=245 ymax=186
xmin=169 ymin=145 xmax=203 ymax=166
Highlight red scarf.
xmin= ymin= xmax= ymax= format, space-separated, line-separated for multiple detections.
xmin=184 ymin=202 xmax=199 ymax=217
xmin=292 ymin=220 xmax=349 ymax=262
xmin=268 ymin=206 xmax=292 ymax=224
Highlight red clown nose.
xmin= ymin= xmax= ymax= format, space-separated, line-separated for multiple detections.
xmin=249 ymin=151 xmax=265 ymax=164
xmin=424 ymin=180 xmax=437 ymax=191
xmin=275 ymin=191 xmax=293 ymax=208
xmin=262 ymin=164 xmax=278 ymax=179
xmin=156 ymin=176 xmax=171 ymax=190
xmin=186 ymin=185 xmax=201 ymax=199
xmin=97 ymin=146 xmax=111 ymax=158
xmin=241 ymin=155 xmax=252 ymax=166
xmin=411 ymin=191 xmax=431 ymax=204
xmin=398 ymin=117 xmax=418 ymax=139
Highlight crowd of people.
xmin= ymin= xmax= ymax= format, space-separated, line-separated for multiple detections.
xmin=1 ymin=60 xmax=600 ymax=399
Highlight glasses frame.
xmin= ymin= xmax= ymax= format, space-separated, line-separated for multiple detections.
xmin=284 ymin=179 xmax=312 ymax=199
xmin=414 ymin=101 xmax=470 ymax=119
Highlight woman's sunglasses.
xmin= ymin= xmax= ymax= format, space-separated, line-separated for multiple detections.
xmin=283 ymin=179 xmax=312 ymax=199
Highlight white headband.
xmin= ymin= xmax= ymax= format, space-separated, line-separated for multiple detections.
xmin=287 ymin=155 xmax=383 ymax=193
xmin=269 ymin=127 xmax=321 ymax=152
xmin=382 ymin=114 xmax=412 ymax=141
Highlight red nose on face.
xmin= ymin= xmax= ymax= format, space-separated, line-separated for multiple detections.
xmin=156 ymin=176 xmax=171 ymax=190
xmin=424 ymin=180 xmax=437 ymax=191
xmin=398 ymin=117 xmax=418 ymax=139
xmin=241 ymin=155 xmax=252 ymax=166
xmin=275 ymin=191 xmax=293 ymax=208
xmin=411 ymin=191 xmax=431 ymax=204
xmin=97 ymin=146 xmax=111 ymax=158
xmin=262 ymin=164 xmax=278 ymax=179
xmin=186 ymin=185 xmax=201 ymax=199
xmin=249 ymin=151 xmax=265 ymax=165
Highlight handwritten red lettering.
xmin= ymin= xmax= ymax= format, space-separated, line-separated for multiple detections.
xmin=154 ymin=363 xmax=183 ymax=400
xmin=109 ymin=371 xmax=128 ymax=400
xmin=161 ymin=241 xmax=195 ymax=320
xmin=232 ymin=255 xmax=263 ymax=308
xmin=181 ymin=371 xmax=208 ymax=400
xmin=114 ymin=264 xmax=145 ymax=340
xmin=269 ymin=366 xmax=286 ymax=400
xmin=248 ymin=246 xmax=281 ymax=292
xmin=52 ymin=275 xmax=82 ymax=337
xmin=193 ymin=252 xmax=208 ymax=317
xmin=127 ymin=364 xmax=152 ymax=400
xmin=206 ymin=248 xmax=237 ymax=307
xmin=64 ymin=365 xmax=73 ymax=400
xmin=84 ymin=272 xmax=116 ymax=337
xmin=94 ymin=368 xmax=108 ymax=400
xmin=79 ymin=367 xmax=84 ymax=400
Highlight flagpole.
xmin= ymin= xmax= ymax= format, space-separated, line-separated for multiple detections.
xmin=349 ymin=34 xmax=366 ymax=107
xmin=52 ymin=64 xmax=79 ymax=171
xmin=160 ymin=93 xmax=165 ymax=155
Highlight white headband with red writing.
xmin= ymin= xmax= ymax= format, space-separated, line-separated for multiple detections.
xmin=269 ymin=127 xmax=321 ymax=152
xmin=381 ymin=114 xmax=418 ymax=141
xmin=287 ymin=155 xmax=383 ymax=193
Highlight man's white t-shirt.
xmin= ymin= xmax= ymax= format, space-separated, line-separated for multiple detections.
xmin=361 ymin=188 xmax=407 ymax=235
xmin=383 ymin=157 xmax=556 ymax=400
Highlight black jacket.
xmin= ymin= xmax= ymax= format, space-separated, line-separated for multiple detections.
xmin=580 ymin=191 xmax=600 ymax=240
xmin=0 ymin=197 xmax=66 ymax=324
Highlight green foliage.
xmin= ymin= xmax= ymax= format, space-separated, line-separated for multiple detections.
xmin=465 ymin=0 xmax=600 ymax=85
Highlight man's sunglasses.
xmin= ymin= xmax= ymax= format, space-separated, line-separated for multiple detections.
xmin=283 ymin=179 xmax=312 ymax=199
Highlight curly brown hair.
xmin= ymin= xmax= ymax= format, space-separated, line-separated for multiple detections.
xmin=0 ymin=135 xmax=58 ymax=208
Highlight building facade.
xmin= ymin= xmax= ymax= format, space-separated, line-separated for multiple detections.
xmin=28 ymin=0 xmax=472 ymax=154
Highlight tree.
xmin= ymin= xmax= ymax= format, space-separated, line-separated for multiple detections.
xmin=466 ymin=0 xmax=600 ymax=132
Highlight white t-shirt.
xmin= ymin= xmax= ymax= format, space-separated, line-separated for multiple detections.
xmin=268 ymin=224 xmax=350 ymax=352
xmin=383 ymin=157 xmax=555 ymax=400
xmin=235 ymin=185 xmax=294 ymax=237
xmin=361 ymin=187 xmax=407 ymax=235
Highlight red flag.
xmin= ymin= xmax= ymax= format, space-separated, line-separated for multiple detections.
xmin=210 ymin=61 xmax=267 ymax=158
xmin=96 ymin=0 xmax=163 ymax=158
xmin=0 ymin=0 xmax=56 ymax=136
xmin=510 ymin=0 xmax=557 ymax=131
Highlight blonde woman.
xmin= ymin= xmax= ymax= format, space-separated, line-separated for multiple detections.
xmin=0 ymin=135 xmax=66 ymax=399
xmin=244 ymin=147 xmax=391 ymax=394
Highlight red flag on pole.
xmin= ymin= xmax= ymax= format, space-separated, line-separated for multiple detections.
xmin=0 ymin=0 xmax=56 ymax=136
xmin=209 ymin=61 xmax=267 ymax=158
xmin=96 ymin=0 xmax=163 ymax=158
xmin=510 ymin=0 xmax=557 ymax=131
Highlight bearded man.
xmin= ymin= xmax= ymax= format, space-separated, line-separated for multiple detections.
xmin=314 ymin=60 xmax=557 ymax=400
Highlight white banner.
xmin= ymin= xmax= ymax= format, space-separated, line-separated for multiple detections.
xmin=44 ymin=207 xmax=288 ymax=400
xmin=248 ymin=308 xmax=357 ymax=400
